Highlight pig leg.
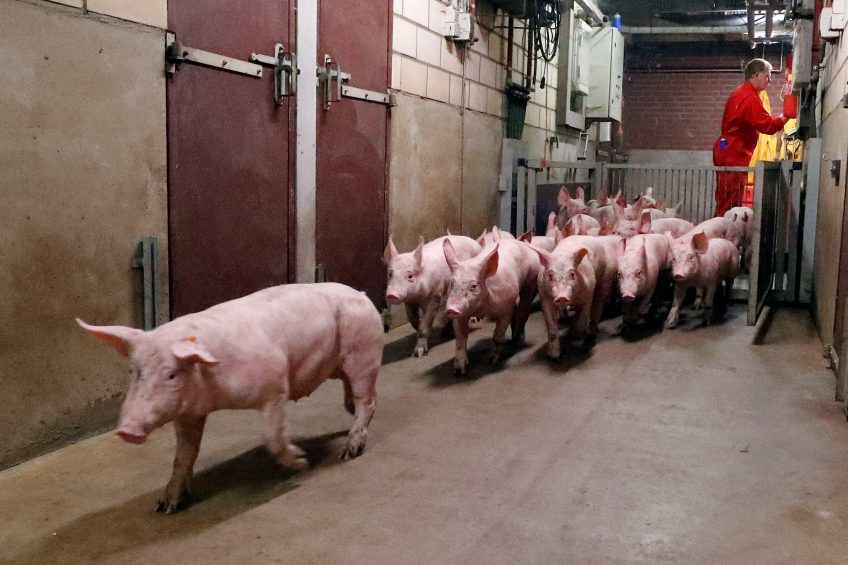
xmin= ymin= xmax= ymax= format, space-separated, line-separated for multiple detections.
xmin=339 ymin=371 xmax=378 ymax=460
xmin=263 ymin=397 xmax=308 ymax=471
xmin=405 ymin=303 xmax=421 ymax=332
xmin=693 ymin=288 xmax=704 ymax=310
xmin=490 ymin=315 xmax=512 ymax=365
xmin=665 ymin=283 xmax=687 ymax=329
xmin=540 ymin=297 xmax=561 ymax=359
xmin=702 ymin=283 xmax=718 ymax=325
xmin=452 ymin=317 xmax=470 ymax=375
xmin=413 ymin=298 xmax=440 ymax=357
xmin=511 ymin=286 xmax=537 ymax=345
xmin=157 ymin=416 xmax=206 ymax=514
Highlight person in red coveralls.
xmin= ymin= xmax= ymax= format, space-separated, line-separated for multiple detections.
xmin=713 ymin=58 xmax=789 ymax=217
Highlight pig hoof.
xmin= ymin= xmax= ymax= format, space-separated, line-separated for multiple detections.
xmin=278 ymin=444 xmax=309 ymax=471
xmin=413 ymin=346 xmax=428 ymax=357
xmin=340 ymin=442 xmax=365 ymax=460
xmin=156 ymin=491 xmax=192 ymax=514
xmin=453 ymin=364 xmax=467 ymax=376
xmin=664 ymin=319 xmax=678 ymax=329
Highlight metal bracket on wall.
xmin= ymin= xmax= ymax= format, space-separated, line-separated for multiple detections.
xmin=131 ymin=237 xmax=159 ymax=331
xmin=317 ymin=54 xmax=396 ymax=110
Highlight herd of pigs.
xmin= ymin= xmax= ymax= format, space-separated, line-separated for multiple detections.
xmin=76 ymin=186 xmax=753 ymax=513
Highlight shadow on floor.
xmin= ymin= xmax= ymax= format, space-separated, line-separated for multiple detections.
xmin=7 ymin=431 xmax=347 ymax=565
xmin=421 ymin=337 xmax=534 ymax=387
xmin=382 ymin=326 xmax=471 ymax=366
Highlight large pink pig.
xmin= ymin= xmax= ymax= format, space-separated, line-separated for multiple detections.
xmin=617 ymin=234 xmax=671 ymax=325
xmin=443 ymin=238 xmax=540 ymax=374
xmin=692 ymin=216 xmax=743 ymax=249
xmin=649 ymin=218 xmax=694 ymax=239
xmin=78 ymin=282 xmax=383 ymax=513
xmin=531 ymin=240 xmax=596 ymax=359
xmin=384 ymin=234 xmax=481 ymax=357
xmin=665 ymin=232 xmax=739 ymax=328
xmin=555 ymin=186 xmax=591 ymax=228
xmin=613 ymin=197 xmax=651 ymax=237
xmin=724 ymin=206 xmax=754 ymax=272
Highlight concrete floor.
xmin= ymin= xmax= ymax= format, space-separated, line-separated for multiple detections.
xmin=3 ymin=305 xmax=848 ymax=564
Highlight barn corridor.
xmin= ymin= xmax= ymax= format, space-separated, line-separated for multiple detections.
xmin=3 ymin=305 xmax=848 ymax=564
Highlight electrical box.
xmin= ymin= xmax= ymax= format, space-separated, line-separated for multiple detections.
xmin=587 ymin=26 xmax=623 ymax=122
xmin=792 ymin=19 xmax=812 ymax=92
xmin=572 ymin=19 xmax=592 ymax=96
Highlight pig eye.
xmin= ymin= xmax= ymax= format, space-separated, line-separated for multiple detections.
xmin=406 ymin=273 xmax=415 ymax=282
xmin=470 ymin=281 xmax=479 ymax=291
xmin=547 ymin=271 xmax=556 ymax=282
xmin=167 ymin=373 xmax=177 ymax=380
xmin=568 ymin=270 xmax=577 ymax=281
xmin=617 ymin=271 xmax=623 ymax=278
xmin=636 ymin=270 xmax=642 ymax=277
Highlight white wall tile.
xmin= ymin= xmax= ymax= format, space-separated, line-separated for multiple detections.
xmin=546 ymin=85 xmax=557 ymax=109
xmin=427 ymin=67 xmax=450 ymax=103
xmin=403 ymin=0 xmax=429 ymax=27
xmin=417 ymin=29 xmax=442 ymax=66
xmin=487 ymin=33 xmax=504 ymax=64
xmin=88 ymin=0 xmax=167 ymax=28
xmin=441 ymin=41 xmax=463 ymax=75
xmin=450 ymin=75 xmax=463 ymax=106
xmin=392 ymin=54 xmax=402 ymax=89
xmin=393 ymin=16 xmax=417 ymax=57
xmin=471 ymin=28 xmax=489 ymax=56
xmin=479 ymin=57 xmax=498 ymax=89
xmin=400 ymin=57 xmax=428 ymax=96
xmin=464 ymin=51 xmax=480 ymax=81
xmin=468 ymin=81 xmax=487 ymax=112
xmin=486 ymin=87 xmax=504 ymax=117
xmin=428 ymin=0 xmax=447 ymax=33
xmin=394 ymin=0 xmax=403 ymax=15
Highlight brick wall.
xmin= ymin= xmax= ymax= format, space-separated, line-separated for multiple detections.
xmin=622 ymin=42 xmax=787 ymax=151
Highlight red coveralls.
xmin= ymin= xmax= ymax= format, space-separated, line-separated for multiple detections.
xmin=712 ymin=81 xmax=785 ymax=217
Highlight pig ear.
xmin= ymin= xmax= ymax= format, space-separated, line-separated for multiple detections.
xmin=443 ymin=238 xmax=460 ymax=271
xmin=529 ymin=245 xmax=552 ymax=268
xmin=554 ymin=227 xmax=565 ymax=244
xmin=76 ymin=319 xmax=143 ymax=357
xmin=518 ymin=229 xmax=533 ymax=243
xmin=479 ymin=244 xmax=500 ymax=279
xmin=546 ymin=211 xmax=556 ymax=232
xmin=572 ymin=247 xmax=589 ymax=266
xmin=170 ymin=338 xmax=219 ymax=366
xmin=618 ymin=237 xmax=627 ymax=255
xmin=613 ymin=197 xmax=625 ymax=215
xmin=576 ymin=186 xmax=585 ymax=200
xmin=742 ymin=212 xmax=749 ymax=223
xmin=383 ymin=235 xmax=399 ymax=265
xmin=476 ymin=229 xmax=487 ymax=246
xmin=563 ymin=219 xmax=575 ymax=237
xmin=446 ymin=228 xmax=452 ymax=236
xmin=632 ymin=196 xmax=644 ymax=213
xmin=413 ymin=236 xmax=425 ymax=269
xmin=492 ymin=225 xmax=503 ymax=241
xmin=692 ymin=231 xmax=709 ymax=254
xmin=645 ymin=186 xmax=653 ymax=198
xmin=557 ymin=187 xmax=571 ymax=207
xmin=640 ymin=211 xmax=652 ymax=234
xmin=731 ymin=213 xmax=738 ymax=223
xmin=598 ymin=191 xmax=609 ymax=206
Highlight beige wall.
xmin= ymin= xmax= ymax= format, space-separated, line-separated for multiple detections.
xmin=813 ymin=35 xmax=848 ymax=349
xmin=0 ymin=0 xmax=168 ymax=469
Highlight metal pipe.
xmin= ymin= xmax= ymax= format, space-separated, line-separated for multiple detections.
xmin=507 ymin=16 xmax=514 ymax=74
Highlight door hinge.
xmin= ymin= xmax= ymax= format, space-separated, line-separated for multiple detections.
xmin=166 ymin=33 xmax=263 ymax=78
xmin=317 ymin=54 xmax=396 ymax=110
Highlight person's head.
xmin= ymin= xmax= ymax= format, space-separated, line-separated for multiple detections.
xmin=745 ymin=58 xmax=773 ymax=91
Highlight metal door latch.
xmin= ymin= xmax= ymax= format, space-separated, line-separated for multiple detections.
xmin=317 ymin=54 xmax=396 ymax=110
xmin=250 ymin=44 xmax=298 ymax=105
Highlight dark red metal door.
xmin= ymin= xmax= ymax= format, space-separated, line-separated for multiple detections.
xmin=316 ymin=0 xmax=391 ymax=306
xmin=167 ymin=0 xmax=294 ymax=317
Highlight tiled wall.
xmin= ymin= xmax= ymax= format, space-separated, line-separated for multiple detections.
xmin=391 ymin=0 xmax=562 ymax=132
xmin=49 ymin=0 xmax=166 ymax=29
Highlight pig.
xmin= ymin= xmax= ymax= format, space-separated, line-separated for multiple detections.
xmin=650 ymin=218 xmax=695 ymax=239
xmin=77 ymin=282 xmax=383 ymax=513
xmin=545 ymin=211 xmax=559 ymax=237
xmin=555 ymin=186 xmax=590 ymax=228
xmin=443 ymin=238 xmax=541 ymax=374
xmin=589 ymin=205 xmax=615 ymax=224
xmin=692 ymin=216 xmax=743 ymax=249
xmin=476 ymin=225 xmax=515 ymax=246
xmin=384 ymin=234 xmax=482 ymax=357
xmin=531 ymin=240 xmax=596 ymax=359
xmin=518 ymin=229 xmax=556 ymax=253
xmin=563 ymin=214 xmax=601 ymax=237
xmin=724 ymin=206 xmax=754 ymax=272
xmin=617 ymin=234 xmax=671 ymax=325
xmin=613 ymin=202 xmax=652 ymax=238
xmin=665 ymin=231 xmax=740 ymax=328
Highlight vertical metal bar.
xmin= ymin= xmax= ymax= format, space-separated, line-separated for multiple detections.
xmin=516 ymin=165 xmax=527 ymax=235
xmin=787 ymin=161 xmax=801 ymax=302
xmin=526 ymin=165 xmax=538 ymax=235
xmin=749 ymin=162 xmax=766 ymax=325
xmin=774 ymin=165 xmax=788 ymax=298
xmin=800 ymin=138 xmax=822 ymax=304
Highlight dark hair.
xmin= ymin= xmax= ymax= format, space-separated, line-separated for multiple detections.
xmin=745 ymin=58 xmax=771 ymax=80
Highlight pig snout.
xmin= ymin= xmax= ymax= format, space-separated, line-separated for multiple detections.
xmin=446 ymin=306 xmax=462 ymax=318
xmin=385 ymin=290 xmax=402 ymax=304
xmin=116 ymin=423 xmax=148 ymax=444
xmin=620 ymin=292 xmax=636 ymax=302
xmin=554 ymin=295 xmax=571 ymax=305
xmin=673 ymin=273 xmax=686 ymax=282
